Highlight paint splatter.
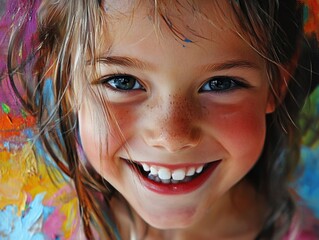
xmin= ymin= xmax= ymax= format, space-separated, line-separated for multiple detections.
xmin=300 ymin=0 xmax=319 ymax=40
xmin=0 ymin=138 xmax=81 ymax=239
xmin=183 ymin=38 xmax=193 ymax=43
xmin=0 ymin=193 xmax=46 ymax=239
xmin=1 ymin=102 xmax=10 ymax=114
xmin=294 ymin=147 xmax=319 ymax=218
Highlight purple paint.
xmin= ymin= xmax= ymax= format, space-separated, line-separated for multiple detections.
xmin=0 ymin=0 xmax=40 ymax=115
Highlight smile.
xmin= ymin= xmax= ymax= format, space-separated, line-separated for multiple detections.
xmin=141 ymin=163 xmax=207 ymax=183
xmin=123 ymin=159 xmax=221 ymax=195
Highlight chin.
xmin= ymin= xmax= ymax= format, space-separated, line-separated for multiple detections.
xmin=138 ymin=207 xmax=198 ymax=230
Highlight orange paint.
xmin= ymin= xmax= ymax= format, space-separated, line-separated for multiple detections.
xmin=302 ymin=0 xmax=319 ymax=39
xmin=0 ymin=113 xmax=36 ymax=138
xmin=0 ymin=151 xmax=11 ymax=161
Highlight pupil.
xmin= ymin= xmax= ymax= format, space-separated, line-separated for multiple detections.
xmin=210 ymin=79 xmax=231 ymax=90
xmin=115 ymin=77 xmax=134 ymax=90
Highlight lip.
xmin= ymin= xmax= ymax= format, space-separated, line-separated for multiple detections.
xmin=126 ymin=159 xmax=221 ymax=195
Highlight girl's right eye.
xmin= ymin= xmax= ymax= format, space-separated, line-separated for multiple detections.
xmin=101 ymin=75 xmax=144 ymax=91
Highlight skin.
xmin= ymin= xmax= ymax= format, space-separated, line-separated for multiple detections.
xmin=78 ymin=1 xmax=278 ymax=239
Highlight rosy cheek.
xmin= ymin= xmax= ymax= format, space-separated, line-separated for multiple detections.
xmin=79 ymin=111 xmax=101 ymax=162
xmin=204 ymin=102 xmax=267 ymax=157
xmin=104 ymin=104 xmax=139 ymax=152
xmin=78 ymin=104 xmax=117 ymax=172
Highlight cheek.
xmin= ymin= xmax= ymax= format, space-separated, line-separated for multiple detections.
xmin=205 ymin=101 xmax=267 ymax=160
xmin=78 ymin=103 xmax=122 ymax=175
xmin=106 ymin=103 xmax=139 ymax=150
xmin=78 ymin=106 xmax=103 ymax=162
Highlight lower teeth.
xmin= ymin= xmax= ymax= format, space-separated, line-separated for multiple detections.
xmin=148 ymin=173 xmax=195 ymax=184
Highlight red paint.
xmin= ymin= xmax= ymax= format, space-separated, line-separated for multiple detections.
xmin=131 ymin=160 xmax=221 ymax=195
xmin=302 ymin=0 xmax=319 ymax=39
xmin=0 ymin=113 xmax=35 ymax=138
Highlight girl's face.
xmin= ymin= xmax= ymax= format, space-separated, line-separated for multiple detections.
xmin=79 ymin=1 xmax=275 ymax=230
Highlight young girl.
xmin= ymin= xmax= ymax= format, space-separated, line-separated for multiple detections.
xmin=5 ymin=0 xmax=319 ymax=239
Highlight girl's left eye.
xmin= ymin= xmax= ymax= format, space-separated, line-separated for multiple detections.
xmin=101 ymin=75 xmax=144 ymax=91
xmin=200 ymin=76 xmax=248 ymax=93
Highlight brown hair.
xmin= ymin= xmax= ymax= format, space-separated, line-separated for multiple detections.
xmin=5 ymin=0 xmax=317 ymax=239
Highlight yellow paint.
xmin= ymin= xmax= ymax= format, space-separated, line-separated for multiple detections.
xmin=0 ymin=140 xmax=80 ymax=237
xmin=0 ymin=144 xmax=37 ymax=214
xmin=0 ymin=142 xmax=74 ymax=210
xmin=0 ymin=151 xmax=11 ymax=162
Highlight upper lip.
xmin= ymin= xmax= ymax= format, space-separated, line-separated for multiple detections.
xmin=120 ymin=157 xmax=220 ymax=170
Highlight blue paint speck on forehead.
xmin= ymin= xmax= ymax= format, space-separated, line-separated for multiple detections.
xmin=182 ymin=37 xmax=193 ymax=47
xmin=183 ymin=38 xmax=193 ymax=43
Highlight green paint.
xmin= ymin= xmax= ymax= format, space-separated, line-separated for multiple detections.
xmin=1 ymin=103 xmax=11 ymax=114
xmin=303 ymin=5 xmax=309 ymax=23
xmin=21 ymin=109 xmax=27 ymax=118
xmin=300 ymin=86 xmax=319 ymax=147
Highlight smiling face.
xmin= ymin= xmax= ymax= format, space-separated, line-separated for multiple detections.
xmin=78 ymin=0 xmax=275 ymax=231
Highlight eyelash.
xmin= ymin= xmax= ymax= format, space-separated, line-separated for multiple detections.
xmin=199 ymin=76 xmax=250 ymax=93
xmin=99 ymin=74 xmax=249 ymax=93
xmin=99 ymin=74 xmax=145 ymax=92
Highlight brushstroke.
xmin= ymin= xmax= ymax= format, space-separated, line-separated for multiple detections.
xmin=0 ymin=0 xmax=318 ymax=238
xmin=296 ymin=147 xmax=319 ymax=218
xmin=0 ymin=193 xmax=46 ymax=240
xmin=300 ymin=0 xmax=319 ymax=40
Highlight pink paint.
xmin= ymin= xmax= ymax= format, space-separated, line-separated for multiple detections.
xmin=43 ymin=208 xmax=66 ymax=239
xmin=0 ymin=0 xmax=40 ymax=114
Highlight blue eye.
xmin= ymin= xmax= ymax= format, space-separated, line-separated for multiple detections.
xmin=103 ymin=75 xmax=144 ymax=91
xmin=200 ymin=76 xmax=246 ymax=92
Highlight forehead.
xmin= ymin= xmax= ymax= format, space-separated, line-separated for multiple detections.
xmin=102 ymin=0 xmax=242 ymax=43
xmin=95 ymin=1 xmax=265 ymax=67
xmin=92 ymin=0 xmax=265 ymax=76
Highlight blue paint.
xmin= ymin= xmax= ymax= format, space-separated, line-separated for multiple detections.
xmin=0 ymin=205 xmax=15 ymax=235
xmin=295 ymin=147 xmax=319 ymax=218
xmin=0 ymin=193 xmax=47 ymax=239
xmin=22 ymin=193 xmax=45 ymax=227
xmin=25 ymin=79 xmax=67 ymax=176
xmin=42 ymin=79 xmax=65 ymax=147
xmin=183 ymin=38 xmax=193 ymax=43
xmin=3 ymin=141 xmax=10 ymax=151
xmin=43 ymin=206 xmax=55 ymax=221
xmin=24 ymin=129 xmax=58 ymax=168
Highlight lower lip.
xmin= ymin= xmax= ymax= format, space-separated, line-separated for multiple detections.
xmin=130 ymin=161 xmax=221 ymax=195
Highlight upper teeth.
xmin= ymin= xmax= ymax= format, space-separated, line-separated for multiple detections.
xmin=141 ymin=163 xmax=204 ymax=181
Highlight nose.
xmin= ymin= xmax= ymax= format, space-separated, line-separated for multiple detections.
xmin=143 ymin=95 xmax=202 ymax=153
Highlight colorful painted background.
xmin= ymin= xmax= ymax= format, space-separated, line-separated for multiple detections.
xmin=0 ymin=0 xmax=319 ymax=239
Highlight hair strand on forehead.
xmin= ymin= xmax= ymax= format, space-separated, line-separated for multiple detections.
xmin=4 ymin=0 xmax=318 ymax=239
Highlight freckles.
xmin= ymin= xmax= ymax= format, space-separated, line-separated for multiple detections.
xmin=167 ymin=96 xmax=192 ymax=126
xmin=158 ymin=97 xmax=196 ymax=142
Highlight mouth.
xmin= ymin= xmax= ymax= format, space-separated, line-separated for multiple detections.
xmin=123 ymin=159 xmax=221 ymax=195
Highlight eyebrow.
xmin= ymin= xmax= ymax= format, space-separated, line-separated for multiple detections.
xmin=96 ymin=56 xmax=152 ymax=70
xmin=200 ymin=60 xmax=260 ymax=72
xmin=95 ymin=56 xmax=260 ymax=72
